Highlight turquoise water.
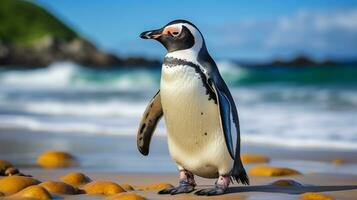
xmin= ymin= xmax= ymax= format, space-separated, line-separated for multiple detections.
xmin=0 ymin=61 xmax=357 ymax=150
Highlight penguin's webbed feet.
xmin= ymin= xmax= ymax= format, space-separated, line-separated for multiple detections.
xmin=195 ymin=175 xmax=230 ymax=196
xmin=158 ymin=180 xmax=195 ymax=195
xmin=194 ymin=185 xmax=226 ymax=196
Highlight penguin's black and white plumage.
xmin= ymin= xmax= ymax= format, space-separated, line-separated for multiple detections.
xmin=137 ymin=20 xmax=249 ymax=196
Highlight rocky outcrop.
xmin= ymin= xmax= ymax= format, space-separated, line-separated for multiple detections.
xmin=0 ymin=36 xmax=159 ymax=68
xmin=271 ymin=56 xmax=337 ymax=67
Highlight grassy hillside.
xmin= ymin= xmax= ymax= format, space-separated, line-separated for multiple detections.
xmin=0 ymin=0 xmax=78 ymax=45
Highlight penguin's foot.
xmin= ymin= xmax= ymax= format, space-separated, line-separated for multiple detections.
xmin=158 ymin=182 xmax=195 ymax=195
xmin=158 ymin=170 xmax=196 ymax=195
xmin=195 ymin=175 xmax=230 ymax=196
xmin=194 ymin=186 xmax=225 ymax=196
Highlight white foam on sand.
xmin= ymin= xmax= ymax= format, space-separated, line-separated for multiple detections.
xmin=21 ymin=100 xmax=147 ymax=117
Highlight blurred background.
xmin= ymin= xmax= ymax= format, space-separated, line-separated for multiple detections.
xmin=0 ymin=0 xmax=357 ymax=173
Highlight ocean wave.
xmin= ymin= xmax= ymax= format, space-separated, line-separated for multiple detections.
xmin=216 ymin=60 xmax=250 ymax=84
xmin=0 ymin=61 xmax=160 ymax=91
xmin=229 ymin=85 xmax=357 ymax=109
xmin=0 ymin=62 xmax=77 ymax=88
xmin=0 ymin=115 xmax=166 ymax=136
xmin=217 ymin=60 xmax=244 ymax=74
xmin=0 ymin=61 xmax=244 ymax=89
xmin=1 ymin=61 xmax=356 ymax=91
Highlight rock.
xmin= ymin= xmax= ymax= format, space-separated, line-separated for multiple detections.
xmin=120 ymin=183 xmax=134 ymax=191
xmin=136 ymin=183 xmax=173 ymax=191
xmin=37 ymin=150 xmax=78 ymax=168
xmin=249 ymin=166 xmax=301 ymax=177
xmin=40 ymin=181 xmax=78 ymax=195
xmin=61 ymin=38 xmax=122 ymax=67
xmin=277 ymin=56 xmax=316 ymax=66
xmin=270 ymin=179 xmax=304 ymax=187
xmin=60 ymin=172 xmax=92 ymax=187
xmin=332 ymin=158 xmax=347 ymax=165
xmin=321 ymin=59 xmax=337 ymax=66
xmin=83 ymin=181 xmax=125 ymax=195
xmin=11 ymin=185 xmax=52 ymax=200
xmin=241 ymin=153 xmax=270 ymax=164
xmin=249 ymin=55 xmax=342 ymax=68
xmin=5 ymin=167 xmax=19 ymax=176
xmin=0 ymin=176 xmax=41 ymax=195
xmin=0 ymin=160 xmax=13 ymax=171
xmin=300 ymin=192 xmax=334 ymax=200
xmin=106 ymin=193 xmax=146 ymax=200
xmin=1 ymin=165 xmax=30 ymax=177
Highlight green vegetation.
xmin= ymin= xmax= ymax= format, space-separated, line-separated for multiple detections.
xmin=0 ymin=0 xmax=78 ymax=45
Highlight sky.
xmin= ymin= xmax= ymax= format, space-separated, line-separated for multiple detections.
xmin=35 ymin=0 xmax=357 ymax=61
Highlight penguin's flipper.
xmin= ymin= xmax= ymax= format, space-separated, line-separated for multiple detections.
xmin=198 ymin=51 xmax=249 ymax=184
xmin=209 ymin=75 xmax=249 ymax=185
xmin=210 ymin=81 xmax=235 ymax=159
xmin=197 ymin=48 xmax=240 ymax=160
xmin=137 ymin=90 xmax=163 ymax=156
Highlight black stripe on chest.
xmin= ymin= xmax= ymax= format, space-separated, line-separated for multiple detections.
xmin=163 ymin=57 xmax=217 ymax=104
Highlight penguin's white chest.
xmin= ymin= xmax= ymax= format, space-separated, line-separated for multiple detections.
xmin=160 ymin=62 xmax=233 ymax=178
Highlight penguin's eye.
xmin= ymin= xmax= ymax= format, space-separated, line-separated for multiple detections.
xmin=171 ymin=31 xmax=179 ymax=37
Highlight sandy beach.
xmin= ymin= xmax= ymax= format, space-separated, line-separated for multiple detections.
xmin=3 ymin=167 xmax=357 ymax=199
xmin=28 ymin=171 xmax=357 ymax=200
xmin=3 ymin=169 xmax=357 ymax=200
xmin=1 ymin=131 xmax=357 ymax=200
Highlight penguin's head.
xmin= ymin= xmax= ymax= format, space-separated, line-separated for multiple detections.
xmin=140 ymin=20 xmax=204 ymax=53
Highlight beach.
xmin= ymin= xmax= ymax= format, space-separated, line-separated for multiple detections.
xmin=1 ymin=130 xmax=357 ymax=199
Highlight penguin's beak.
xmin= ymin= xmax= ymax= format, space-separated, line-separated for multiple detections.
xmin=140 ymin=28 xmax=163 ymax=39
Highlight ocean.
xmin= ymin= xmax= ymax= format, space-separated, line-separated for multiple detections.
xmin=0 ymin=61 xmax=357 ymax=173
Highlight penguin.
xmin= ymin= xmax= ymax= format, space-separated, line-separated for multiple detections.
xmin=137 ymin=19 xmax=249 ymax=196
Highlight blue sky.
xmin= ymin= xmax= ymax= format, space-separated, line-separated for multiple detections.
xmin=35 ymin=0 xmax=357 ymax=61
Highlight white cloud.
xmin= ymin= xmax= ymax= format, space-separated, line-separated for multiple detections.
xmin=267 ymin=9 xmax=357 ymax=48
xmin=209 ymin=9 xmax=357 ymax=60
